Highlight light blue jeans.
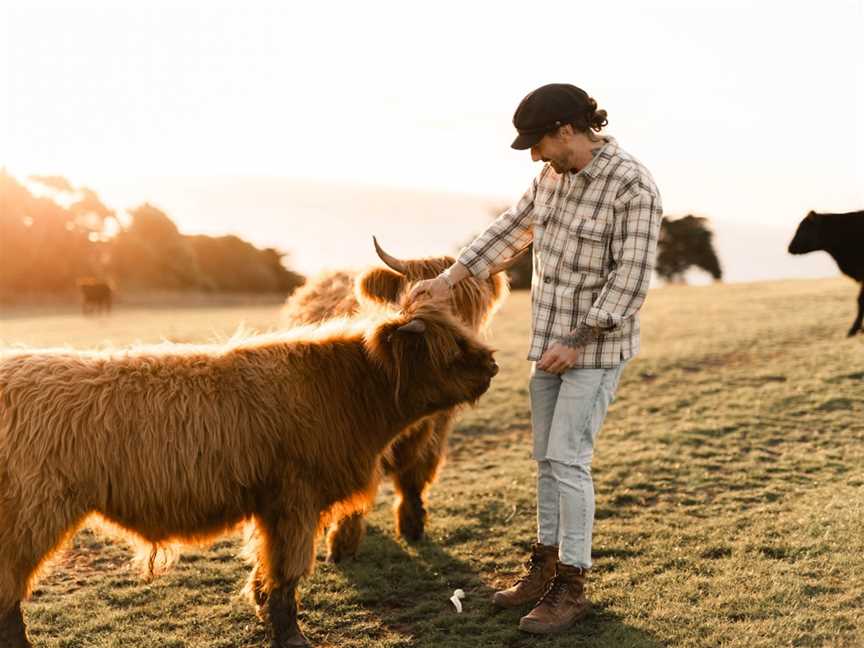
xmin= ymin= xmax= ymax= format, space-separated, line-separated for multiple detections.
xmin=529 ymin=362 xmax=627 ymax=569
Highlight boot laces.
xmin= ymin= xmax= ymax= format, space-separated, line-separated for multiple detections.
xmin=517 ymin=552 xmax=545 ymax=585
xmin=540 ymin=573 xmax=569 ymax=606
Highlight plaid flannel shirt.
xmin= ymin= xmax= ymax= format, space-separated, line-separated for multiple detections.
xmin=457 ymin=137 xmax=662 ymax=368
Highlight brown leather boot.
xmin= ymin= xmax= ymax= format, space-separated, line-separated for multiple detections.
xmin=492 ymin=543 xmax=558 ymax=609
xmin=518 ymin=562 xmax=590 ymax=634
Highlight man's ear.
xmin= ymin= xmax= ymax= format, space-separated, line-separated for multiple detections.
xmin=556 ymin=123 xmax=574 ymax=139
xmin=356 ymin=267 xmax=406 ymax=305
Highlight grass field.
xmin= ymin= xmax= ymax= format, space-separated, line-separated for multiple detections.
xmin=2 ymin=277 xmax=863 ymax=648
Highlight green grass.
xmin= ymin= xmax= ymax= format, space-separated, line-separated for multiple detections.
xmin=3 ymin=277 xmax=863 ymax=647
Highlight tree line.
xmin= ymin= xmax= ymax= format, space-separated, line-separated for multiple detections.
xmin=0 ymin=170 xmax=305 ymax=299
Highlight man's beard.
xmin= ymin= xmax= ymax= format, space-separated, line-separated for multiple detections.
xmin=550 ymin=159 xmax=568 ymax=173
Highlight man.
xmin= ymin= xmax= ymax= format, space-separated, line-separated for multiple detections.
xmin=408 ymin=83 xmax=662 ymax=635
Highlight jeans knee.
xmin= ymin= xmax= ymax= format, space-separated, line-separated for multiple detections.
xmin=548 ymin=458 xmax=591 ymax=484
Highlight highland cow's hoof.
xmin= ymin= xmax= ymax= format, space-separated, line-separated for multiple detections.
xmin=271 ymin=630 xmax=310 ymax=648
xmin=0 ymin=603 xmax=32 ymax=648
xmin=268 ymin=584 xmax=310 ymax=648
xmin=396 ymin=496 xmax=426 ymax=542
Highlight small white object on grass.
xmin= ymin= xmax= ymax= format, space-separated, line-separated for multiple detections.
xmin=450 ymin=588 xmax=466 ymax=613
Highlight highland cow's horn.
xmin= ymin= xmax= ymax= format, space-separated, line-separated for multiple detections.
xmin=373 ymin=236 xmax=409 ymax=275
xmin=488 ymin=243 xmax=532 ymax=275
xmin=397 ymin=318 xmax=427 ymax=334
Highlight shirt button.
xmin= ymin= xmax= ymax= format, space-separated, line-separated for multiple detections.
xmin=543 ymin=277 xmax=552 ymax=284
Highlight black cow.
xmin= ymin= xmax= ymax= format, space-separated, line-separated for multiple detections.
xmin=77 ymin=280 xmax=112 ymax=315
xmin=788 ymin=210 xmax=864 ymax=336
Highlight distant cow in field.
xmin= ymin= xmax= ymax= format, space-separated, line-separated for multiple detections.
xmin=282 ymin=237 xmax=524 ymax=562
xmin=77 ymin=279 xmax=112 ymax=315
xmin=788 ymin=210 xmax=864 ymax=336
xmin=0 ymin=297 xmax=498 ymax=648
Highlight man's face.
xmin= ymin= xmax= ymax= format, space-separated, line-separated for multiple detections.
xmin=530 ymin=131 xmax=570 ymax=173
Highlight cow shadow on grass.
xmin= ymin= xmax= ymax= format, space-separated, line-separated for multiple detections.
xmin=311 ymin=523 xmax=664 ymax=648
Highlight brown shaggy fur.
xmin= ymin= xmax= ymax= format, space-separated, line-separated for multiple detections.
xmin=280 ymin=270 xmax=358 ymax=325
xmin=0 ymin=298 xmax=497 ymax=647
xmin=281 ymin=255 xmax=508 ymax=560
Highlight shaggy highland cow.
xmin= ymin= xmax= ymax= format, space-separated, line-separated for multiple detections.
xmin=0 ymin=298 xmax=498 ymax=648
xmin=282 ymin=238 xmax=526 ymax=561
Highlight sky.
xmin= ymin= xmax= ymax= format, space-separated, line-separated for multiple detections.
xmin=1 ymin=0 xmax=863 ymax=276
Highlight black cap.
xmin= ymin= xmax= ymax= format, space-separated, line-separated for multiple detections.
xmin=511 ymin=83 xmax=593 ymax=150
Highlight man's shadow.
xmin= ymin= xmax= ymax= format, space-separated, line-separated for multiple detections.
xmin=312 ymin=521 xmax=665 ymax=648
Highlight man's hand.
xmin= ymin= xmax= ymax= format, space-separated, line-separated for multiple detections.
xmin=406 ymin=262 xmax=472 ymax=305
xmin=407 ymin=275 xmax=450 ymax=304
xmin=536 ymin=342 xmax=582 ymax=374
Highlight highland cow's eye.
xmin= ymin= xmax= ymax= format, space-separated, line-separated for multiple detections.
xmin=455 ymin=338 xmax=472 ymax=356
xmin=397 ymin=319 xmax=427 ymax=334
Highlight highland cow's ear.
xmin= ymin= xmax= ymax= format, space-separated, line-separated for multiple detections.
xmin=356 ymin=267 xmax=407 ymax=305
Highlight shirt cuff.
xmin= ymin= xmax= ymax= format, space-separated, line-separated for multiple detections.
xmin=584 ymin=308 xmax=619 ymax=331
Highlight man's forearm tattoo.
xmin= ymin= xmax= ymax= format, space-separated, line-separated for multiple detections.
xmin=554 ymin=325 xmax=603 ymax=349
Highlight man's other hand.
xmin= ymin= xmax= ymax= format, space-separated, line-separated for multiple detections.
xmin=536 ymin=343 xmax=582 ymax=374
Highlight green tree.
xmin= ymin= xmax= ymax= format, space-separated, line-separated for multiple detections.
xmin=656 ymin=215 xmax=722 ymax=284
xmin=110 ymin=204 xmax=202 ymax=290
xmin=187 ymin=234 xmax=303 ymax=293
xmin=0 ymin=171 xmax=96 ymax=296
